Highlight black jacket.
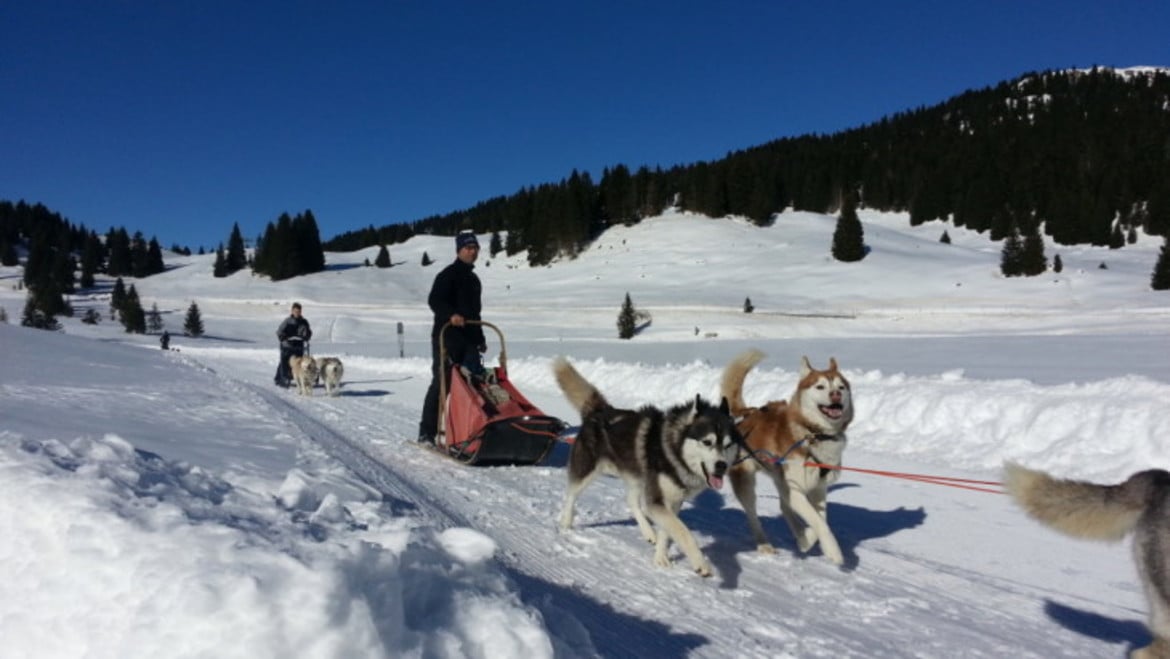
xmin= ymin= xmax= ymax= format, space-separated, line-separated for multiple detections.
xmin=276 ymin=315 xmax=312 ymax=348
xmin=428 ymin=258 xmax=485 ymax=351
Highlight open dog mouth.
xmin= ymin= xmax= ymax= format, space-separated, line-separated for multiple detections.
xmin=702 ymin=462 xmax=727 ymax=489
xmin=819 ymin=403 xmax=845 ymax=419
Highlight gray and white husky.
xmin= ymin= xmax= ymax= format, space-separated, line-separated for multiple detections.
xmin=1005 ymin=463 xmax=1170 ymax=659
xmin=314 ymin=357 xmax=344 ymax=396
xmin=552 ymin=356 xmax=741 ymax=577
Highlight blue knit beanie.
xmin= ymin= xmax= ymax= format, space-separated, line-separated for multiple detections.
xmin=455 ymin=232 xmax=479 ymax=250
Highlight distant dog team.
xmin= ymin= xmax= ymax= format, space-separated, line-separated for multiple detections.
xmin=288 ymin=355 xmax=344 ymax=396
xmin=1005 ymin=464 xmax=1170 ymax=659
xmin=552 ymin=356 xmax=741 ymax=576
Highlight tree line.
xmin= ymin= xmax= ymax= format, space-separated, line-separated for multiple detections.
xmin=1 ymin=200 xmax=168 ymax=327
xmin=324 ymin=67 xmax=1170 ymax=267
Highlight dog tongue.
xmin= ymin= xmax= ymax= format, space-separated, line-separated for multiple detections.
xmin=708 ymin=474 xmax=724 ymax=489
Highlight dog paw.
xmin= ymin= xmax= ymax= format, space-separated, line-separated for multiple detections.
xmin=654 ymin=552 xmax=673 ymax=569
xmin=694 ymin=563 xmax=712 ymax=577
xmin=796 ymin=530 xmax=817 ymax=552
xmin=756 ymin=543 xmax=776 ymax=554
xmin=640 ymin=530 xmax=657 ymax=544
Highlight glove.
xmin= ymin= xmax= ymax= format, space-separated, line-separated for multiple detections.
xmin=461 ymin=352 xmax=485 ymax=377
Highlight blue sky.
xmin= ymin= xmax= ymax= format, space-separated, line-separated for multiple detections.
xmin=2 ymin=1 xmax=1167 ymax=250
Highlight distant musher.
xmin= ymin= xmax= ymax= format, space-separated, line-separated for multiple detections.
xmin=274 ymin=302 xmax=312 ymax=388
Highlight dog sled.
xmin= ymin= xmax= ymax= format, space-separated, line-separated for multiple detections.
xmin=435 ymin=321 xmax=566 ymax=466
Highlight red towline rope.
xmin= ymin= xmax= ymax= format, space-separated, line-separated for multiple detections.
xmin=804 ymin=461 xmax=1005 ymax=494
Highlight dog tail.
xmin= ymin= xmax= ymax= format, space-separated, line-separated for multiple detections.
xmin=1004 ymin=462 xmax=1169 ymax=541
xmin=552 ymin=356 xmax=609 ymax=418
xmin=720 ymin=349 xmax=766 ymax=416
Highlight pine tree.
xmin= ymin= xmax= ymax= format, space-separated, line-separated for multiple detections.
xmin=617 ymin=293 xmax=637 ymax=339
xmin=184 ymin=302 xmax=205 ymax=337
xmin=743 ymin=297 xmax=754 ymax=313
xmin=106 ymin=228 xmax=132 ymax=276
xmin=940 ymin=231 xmax=951 ymax=244
xmin=375 ymin=245 xmax=391 ymax=268
xmin=130 ymin=231 xmax=150 ymax=278
xmin=294 ymin=209 xmax=326 ymax=274
xmin=831 ymin=190 xmax=866 ymax=262
xmin=226 ymin=222 xmax=247 ymax=273
xmin=1151 ymin=235 xmax=1170 ymax=291
xmin=490 ymin=231 xmax=503 ymax=257
xmin=1127 ymin=226 xmax=1139 ymax=245
xmin=147 ymin=237 xmax=165 ymax=275
xmin=213 ymin=244 xmax=228 ymax=277
xmin=421 ymin=251 xmax=433 ymax=266
xmin=147 ymin=302 xmax=164 ymax=333
xmin=80 ymin=231 xmax=103 ymax=288
xmin=110 ymin=277 xmax=127 ymax=319
xmin=120 ymin=285 xmax=146 ymax=334
xmin=81 ymin=308 xmax=100 ymax=324
xmin=20 ymin=295 xmax=59 ymax=330
xmin=1108 ymin=223 xmax=1125 ymax=249
xmin=1020 ymin=225 xmax=1048 ymax=276
xmin=1053 ymin=254 xmax=1063 ymax=274
xmin=1000 ymin=227 xmax=1024 ymax=277
xmin=0 ymin=241 xmax=17 ymax=267
xmin=0 ymin=306 xmax=7 ymax=323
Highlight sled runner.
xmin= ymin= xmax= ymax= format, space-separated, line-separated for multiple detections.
xmin=435 ymin=321 xmax=566 ymax=465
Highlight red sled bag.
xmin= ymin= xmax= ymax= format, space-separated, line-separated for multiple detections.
xmin=437 ymin=321 xmax=566 ymax=465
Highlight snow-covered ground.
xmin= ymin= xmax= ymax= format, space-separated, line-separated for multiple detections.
xmin=1 ymin=209 xmax=1168 ymax=658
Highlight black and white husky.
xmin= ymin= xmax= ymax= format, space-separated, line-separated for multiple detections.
xmin=1005 ymin=463 xmax=1170 ymax=659
xmin=552 ymin=357 xmax=741 ymax=577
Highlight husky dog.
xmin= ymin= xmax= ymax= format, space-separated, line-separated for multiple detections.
xmin=1005 ymin=464 xmax=1170 ymax=659
xmin=720 ymin=349 xmax=854 ymax=565
xmin=315 ymin=357 xmax=344 ymax=396
xmin=552 ymin=356 xmax=741 ymax=577
xmin=289 ymin=355 xmax=319 ymax=396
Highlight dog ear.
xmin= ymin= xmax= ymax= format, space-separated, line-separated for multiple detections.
xmin=829 ymin=357 xmax=839 ymax=372
xmin=719 ymin=396 xmax=730 ymax=415
xmin=800 ymin=355 xmax=813 ymax=377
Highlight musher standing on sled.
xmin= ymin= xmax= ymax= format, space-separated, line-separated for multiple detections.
xmin=274 ymin=302 xmax=312 ymax=387
xmin=418 ymin=232 xmax=486 ymax=445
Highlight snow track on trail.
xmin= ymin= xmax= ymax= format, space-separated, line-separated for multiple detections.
xmin=245 ymin=382 xmax=729 ymax=657
xmin=246 ymin=383 xmax=470 ymax=529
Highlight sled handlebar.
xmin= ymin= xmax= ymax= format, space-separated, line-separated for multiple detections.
xmin=438 ymin=319 xmax=507 ymax=370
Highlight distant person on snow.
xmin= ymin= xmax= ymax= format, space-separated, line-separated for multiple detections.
xmin=274 ymin=302 xmax=312 ymax=388
xmin=418 ymin=232 xmax=486 ymax=444
xmin=160 ymin=330 xmax=170 ymax=350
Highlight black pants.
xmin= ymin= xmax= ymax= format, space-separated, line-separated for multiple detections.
xmin=275 ymin=343 xmax=304 ymax=384
xmin=419 ymin=336 xmax=472 ymax=438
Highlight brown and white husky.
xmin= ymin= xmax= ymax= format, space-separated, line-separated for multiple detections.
xmin=720 ymin=349 xmax=854 ymax=565
xmin=289 ymin=355 xmax=319 ymax=396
